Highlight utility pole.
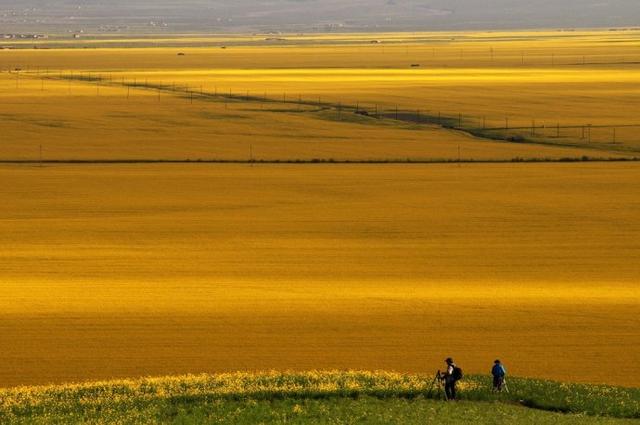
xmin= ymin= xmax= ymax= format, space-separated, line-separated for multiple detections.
xmin=531 ymin=120 xmax=536 ymax=136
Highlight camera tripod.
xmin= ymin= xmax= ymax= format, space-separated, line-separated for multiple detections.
xmin=427 ymin=370 xmax=449 ymax=400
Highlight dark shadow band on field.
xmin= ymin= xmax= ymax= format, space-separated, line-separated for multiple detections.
xmin=0 ymin=157 xmax=638 ymax=165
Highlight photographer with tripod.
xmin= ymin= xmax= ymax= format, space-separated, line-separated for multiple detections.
xmin=429 ymin=358 xmax=463 ymax=401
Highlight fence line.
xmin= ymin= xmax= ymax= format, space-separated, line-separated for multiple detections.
xmin=9 ymin=70 xmax=640 ymax=152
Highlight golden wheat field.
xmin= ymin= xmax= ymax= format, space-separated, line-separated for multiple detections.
xmin=0 ymin=30 xmax=639 ymax=390
xmin=0 ymin=163 xmax=639 ymax=388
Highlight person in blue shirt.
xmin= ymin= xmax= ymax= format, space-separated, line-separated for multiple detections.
xmin=491 ymin=359 xmax=507 ymax=392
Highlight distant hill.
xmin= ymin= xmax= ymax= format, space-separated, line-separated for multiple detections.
xmin=0 ymin=0 xmax=639 ymax=34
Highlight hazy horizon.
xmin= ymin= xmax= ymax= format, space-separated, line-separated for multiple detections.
xmin=1 ymin=0 xmax=639 ymax=34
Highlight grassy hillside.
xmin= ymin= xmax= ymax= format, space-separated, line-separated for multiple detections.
xmin=1 ymin=371 xmax=638 ymax=424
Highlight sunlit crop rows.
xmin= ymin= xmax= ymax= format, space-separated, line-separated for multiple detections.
xmin=1 ymin=164 xmax=639 ymax=388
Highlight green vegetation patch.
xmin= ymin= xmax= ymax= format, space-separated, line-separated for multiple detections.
xmin=0 ymin=372 xmax=638 ymax=424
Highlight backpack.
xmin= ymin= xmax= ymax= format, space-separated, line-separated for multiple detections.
xmin=453 ymin=366 xmax=463 ymax=381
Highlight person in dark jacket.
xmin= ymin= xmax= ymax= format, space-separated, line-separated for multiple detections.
xmin=439 ymin=357 xmax=459 ymax=400
xmin=491 ymin=359 xmax=507 ymax=391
